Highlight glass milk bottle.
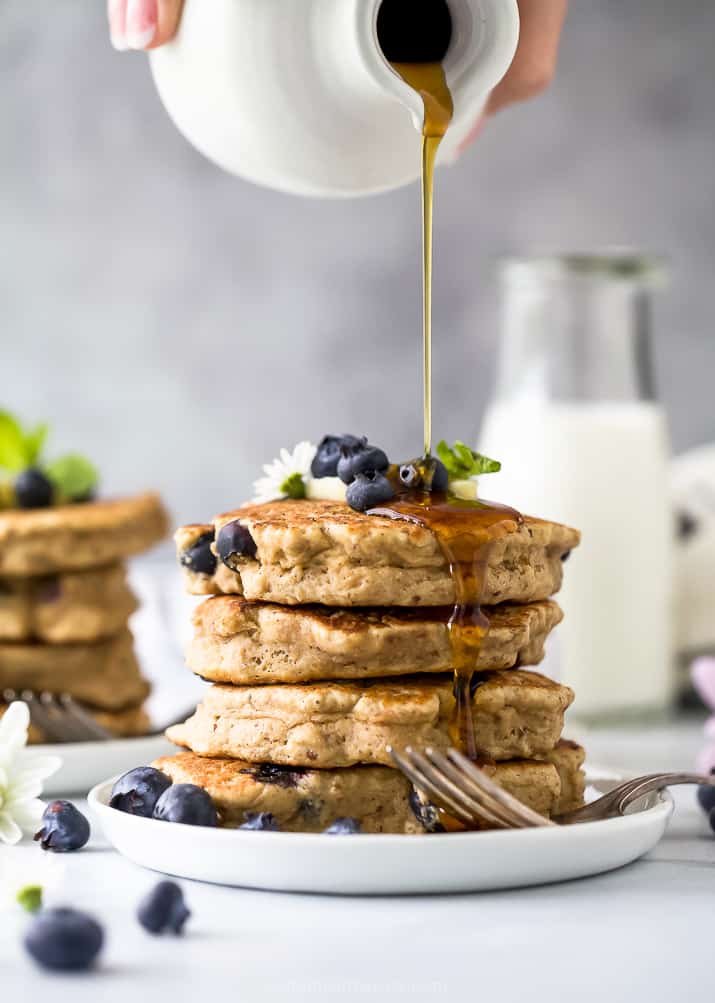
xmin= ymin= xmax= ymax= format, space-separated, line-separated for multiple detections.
xmin=479 ymin=255 xmax=674 ymax=720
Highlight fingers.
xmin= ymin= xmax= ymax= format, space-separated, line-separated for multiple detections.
xmin=484 ymin=0 xmax=569 ymax=115
xmin=108 ymin=0 xmax=184 ymax=52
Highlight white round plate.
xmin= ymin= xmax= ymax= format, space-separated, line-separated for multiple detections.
xmin=89 ymin=765 xmax=673 ymax=895
xmin=27 ymin=736 xmax=175 ymax=796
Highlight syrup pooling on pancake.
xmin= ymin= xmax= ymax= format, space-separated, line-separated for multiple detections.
xmin=369 ymin=488 xmax=524 ymax=760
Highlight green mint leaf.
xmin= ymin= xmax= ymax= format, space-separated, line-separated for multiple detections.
xmin=46 ymin=453 xmax=98 ymax=502
xmin=280 ymin=471 xmax=307 ymax=499
xmin=24 ymin=422 xmax=49 ymax=465
xmin=436 ymin=439 xmax=501 ymax=479
xmin=16 ymin=884 xmax=43 ymax=914
xmin=0 ymin=411 xmax=29 ymax=472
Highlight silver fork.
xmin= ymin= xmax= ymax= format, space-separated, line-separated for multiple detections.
xmin=3 ymin=689 xmax=113 ymax=743
xmin=389 ymin=745 xmax=715 ymax=829
xmin=4 ymin=689 xmax=199 ymax=745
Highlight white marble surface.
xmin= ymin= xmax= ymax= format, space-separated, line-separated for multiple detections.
xmin=2 ymin=719 xmax=714 ymax=1002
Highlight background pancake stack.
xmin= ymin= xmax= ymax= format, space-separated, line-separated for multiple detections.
xmin=0 ymin=493 xmax=168 ymax=742
xmin=165 ymin=499 xmax=585 ymax=833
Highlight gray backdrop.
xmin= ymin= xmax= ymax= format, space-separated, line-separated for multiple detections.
xmin=2 ymin=0 xmax=714 ymax=525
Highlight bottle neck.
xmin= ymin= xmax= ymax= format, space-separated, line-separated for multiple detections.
xmin=496 ymin=262 xmax=663 ymax=405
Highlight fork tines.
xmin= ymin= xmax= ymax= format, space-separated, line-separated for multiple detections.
xmin=2 ymin=688 xmax=112 ymax=743
xmin=389 ymin=744 xmax=555 ymax=830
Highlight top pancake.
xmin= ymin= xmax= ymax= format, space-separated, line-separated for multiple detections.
xmin=176 ymin=498 xmax=579 ymax=607
xmin=0 ymin=492 xmax=169 ymax=577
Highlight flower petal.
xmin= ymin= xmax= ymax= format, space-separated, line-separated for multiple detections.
xmin=692 ymin=657 xmax=715 ymax=710
xmin=0 ymin=812 xmax=23 ymax=846
xmin=0 ymin=702 xmax=30 ymax=759
xmin=10 ymin=799 xmax=45 ymax=834
xmin=15 ymin=754 xmax=62 ymax=782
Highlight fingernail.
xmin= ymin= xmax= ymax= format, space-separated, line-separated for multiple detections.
xmin=126 ymin=0 xmax=158 ymax=50
xmin=108 ymin=0 xmax=128 ymax=50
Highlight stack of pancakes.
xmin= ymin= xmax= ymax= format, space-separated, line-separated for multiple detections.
xmin=165 ymin=499 xmax=584 ymax=833
xmin=0 ymin=493 xmax=168 ymax=742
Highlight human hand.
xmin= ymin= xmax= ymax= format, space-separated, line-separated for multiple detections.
xmin=460 ymin=0 xmax=569 ymax=148
xmin=108 ymin=0 xmax=184 ymax=51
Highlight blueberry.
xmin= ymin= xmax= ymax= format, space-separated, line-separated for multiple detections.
xmin=24 ymin=908 xmax=104 ymax=971
xmin=337 ymin=442 xmax=389 ymax=484
xmin=180 ymin=531 xmax=217 ymax=576
xmin=110 ymin=766 xmax=173 ymax=818
xmin=216 ymin=520 xmax=257 ymax=570
xmin=399 ymin=463 xmax=421 ymax=489
xmin=15 ymin=468 xmax=53 ymax=509
xmin=240 ymin=763 xmax=307 ymax=789
xmin=311 ymin=434 xmax=364 ymax=479
xmin=137 ymin=881 xmax=190 ymax=935
xmin=153 ymin=784 xmax=218 ymax=827
xmin=324 ymin=817 xmax=361 ymax=835
xmin=346 ymin=471 xmax=395 ymax=512
xmin=34 ymin=800 xmax=90 ymax=852
xmin=398 ymin=459 xmax=448 ymax=492
xmin=430 ymin=459 xmax=449 ymax=492
xmin=239 ymin=811 xmax=280 ymax=831
xmin=408 ymin=788 xmax=444 ymax=833
xmin=697 ymin=771 xmax=715 ymax=815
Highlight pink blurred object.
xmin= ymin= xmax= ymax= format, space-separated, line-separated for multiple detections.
xmin=691 ymin=656 xmax=715 ymax=710
xmin=696 ymin=742 xmax=715 ymax=775
xmin=704 ymin=715 xmax=715 ymax=741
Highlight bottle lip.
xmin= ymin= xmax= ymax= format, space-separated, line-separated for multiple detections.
xmin=501 ymin=251 xmax=667 ymax=285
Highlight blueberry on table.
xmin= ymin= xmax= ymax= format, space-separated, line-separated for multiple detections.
xmin=324 ymin=817 xmax=361 ymax=835
xmin=153 ymin=784 xmax=218 ymax=827
xmin=110 ymin=766 xmax=173 ymax=818
xmin=697 ymin=771 xmax=715 ymax=816
xmin=137 ymin=881 xmax=190 ymax=935
xmin=34 ymin=800 xmax=90 ymax=852
xmin=337 ymin=443 xmax=389 ymax=484
xmin=179 ymin=531 xmax=217 ymax=576
xmin=216 ymin=520 xmax=257 ymax=570
xmin=239 ymin=811 xmax=280 ymax=831
xmin=346 ymin=471 xmax=395 ymax=512
xmin=24 ymin=908 xmax=104 ymax=971
xmin=311 ymin=434 xmax=364 ymax=478
xmin=15 ymin=468 xmax=53 ymax=509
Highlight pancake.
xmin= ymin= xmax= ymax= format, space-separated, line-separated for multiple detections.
xmin=188 ymin=596 xmax=563 ymax=684
xmin=0 ymin=564 xmax=137 ymax=643
xmin=0 ymin=492 xmax=168 ymax=577
xmin=0 ymin=701 xmax=151 ymax=744
xmin=175 ymin=499 xmax=579 ymax=606
xmin=0 ymin=630 xmax=150 ymax=711
xmin=152 ymin=741 xmax=585 ymax=833
xmin=166 ymin=669 xmax=573 ymax=768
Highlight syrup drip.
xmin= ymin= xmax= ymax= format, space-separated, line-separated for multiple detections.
xmin=371 ymin=480 xmax=523 ymax=759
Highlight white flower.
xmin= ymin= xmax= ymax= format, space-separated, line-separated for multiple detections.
xmin=1 ymin=850 xmax=66 ymax=911
xmin=0 ymin=702 xmax=61 ymax=846
xmin=253 ymin=441 xmax=317 ymax=504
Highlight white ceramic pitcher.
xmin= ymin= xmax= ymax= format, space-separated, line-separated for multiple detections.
xmin=150 ymin=0 xmax=519 ymax=197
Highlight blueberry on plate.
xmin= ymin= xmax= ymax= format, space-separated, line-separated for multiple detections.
xmin=697 ymin=770 xmax=715 ymax=815
xmin=34 ymin=800 xmax=90 ymax=852
xmin=153 ymin=784 xmax=218 ymax=827
xmin=15 ymin=468 xmax=53 ymax=509
xmin=324 ymin=817 xmax=361 ymax=835
xmin=24 ymin=908 xmax=104 ymax=972
xmin=346 ymin=471 xmax=395 ymax=512
xmin=137 ymin=881 xmax=190 ymax=935
xmin=239 ymin=811 xmax=280 ymax=831
xmin=337 ymin=442 xmax=389 ymax=484
xmin=311 ymin=434 xmax=364 ymax=479
xmin=180 ymin=531 xmax=217 ymax=576
xmin=216 ymin=519 xmax=257 ymax=570
xmin=110 ymin=766 xmax=173 ymax=818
